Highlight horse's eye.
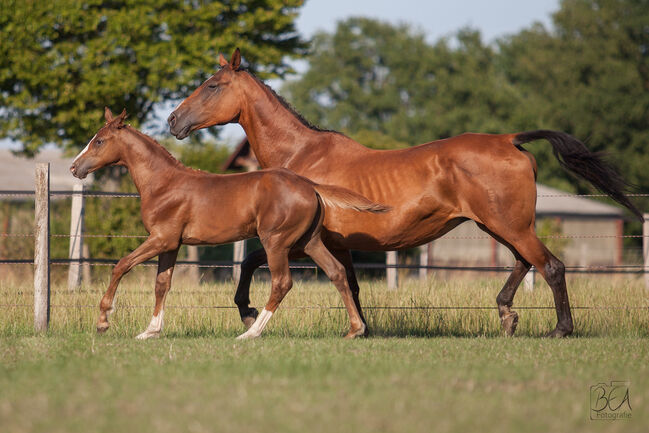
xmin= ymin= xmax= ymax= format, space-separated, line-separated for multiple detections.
xmin=208 ymin=84 xmax=218 ymax=89
xmin=95 ymin=139 xmax=103 ymax=146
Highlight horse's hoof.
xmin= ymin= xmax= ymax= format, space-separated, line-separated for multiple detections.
xmin=96 ymin=323 xmax=109 ymax=334
xmin=241 ymin=308 xmax=259 ymax=329
xmin=501 ymin=311 xmax=519 ymax=337
xmin=545 ymin=327 xmax=572 ymax=338
xmin=242 ymin=316 xmax=256 ymax=329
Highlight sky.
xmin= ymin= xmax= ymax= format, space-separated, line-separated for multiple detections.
xmin=2 ymin=0 xmax=561 ymax=150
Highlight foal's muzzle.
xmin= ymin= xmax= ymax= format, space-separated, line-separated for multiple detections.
xmin=70 ymin=162 xmax=88 ymax=179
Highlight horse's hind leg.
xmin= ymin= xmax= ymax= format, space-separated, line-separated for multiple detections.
xmin=517 ymin=236 xmax=572 ymax=337
xmin=496 ymin=259 xmax=531 ymax=336
xmin=234 ymin=248 xmax=267 ymax=328
xmin=136 ymin=248 xmax=179 ymax=340
xmin=307 ymin=241 xmax=365 ymax=338
xmin=236 ymin=247 xmax=293 ymax=340
xmin=331 ymin=249 xmax=369 ymax=336
xmin=483 ymin=225 xmax=573 ymax=337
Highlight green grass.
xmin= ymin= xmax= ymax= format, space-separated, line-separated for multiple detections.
xmin=1 ymin=274 xmax=648 ymax=432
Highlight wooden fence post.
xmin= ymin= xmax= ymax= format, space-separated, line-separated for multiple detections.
xmin=233 ymin=240 xmax=246 ymax=283
xmin=386 ymin=251 xmax=398 ymax=289
xmin=67 ymin=184 xmax=84 ymax=290
xmin=34 ymin=163 xmax=50 ymax=332
xmin=642 ymin=213 xmax=649 ymax=289
xmin=186 ymin=245 xmax=200 ymax=284
xmin=418 ymin=244 xmax=428 ymax=281
xmin=524 ymin=267 xmax=535 ymax=291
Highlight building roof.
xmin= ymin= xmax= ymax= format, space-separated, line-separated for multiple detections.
xmin=0 ymin=148 xmax=93 ymax=191
xmin=536 ymin=184 xmax=622 ymax=218
xmin=221 ymin=137 xmax=259 ymax=172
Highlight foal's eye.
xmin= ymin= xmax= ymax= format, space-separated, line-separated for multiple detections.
xmin=95 ymin=139 xmax=103 ymax=146
xmin=208 ymin=84 xmax=218 ymax=89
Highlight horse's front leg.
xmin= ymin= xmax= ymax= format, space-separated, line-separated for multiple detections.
xmin=97 ymin=236 xmax=169 ymax=333
xmin=136 ymin=248 xmax=179 ymax=339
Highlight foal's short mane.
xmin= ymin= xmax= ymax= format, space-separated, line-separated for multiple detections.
xmin=246 ymin=71 xmax=343 ymax=136
xmin=125 ymin=126 xmax=205 ymax=174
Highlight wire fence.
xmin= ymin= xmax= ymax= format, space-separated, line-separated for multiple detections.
xmin=1 ymin=186 xmax=649 ymax=317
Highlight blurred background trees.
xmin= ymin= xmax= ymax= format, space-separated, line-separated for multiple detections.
xmin=0 ymin=0 xmax=306 ymax=156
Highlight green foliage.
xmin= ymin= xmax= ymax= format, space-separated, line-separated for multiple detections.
xmin=535 ymin=218 xmax=569 ymax=260
xmin=0 ymin=0 xmax=306 ymax=156
xmin=164 ymin=137 xmax=232 ymax=174
xmin=84 ymin=176 xmax=146 ymax=259
xmin=498 ymin=0 xmax=649 ymax=211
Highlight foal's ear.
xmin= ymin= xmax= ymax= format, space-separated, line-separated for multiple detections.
xmin=230 ymin=48 xmax=241 ymax=70
xmin=104 ymin=107 xmax=114 ymax=122
xmin=219 ymin=53 xmax=228 ymax=67
xmin=114 ymin=108 xmax=128 ymax=127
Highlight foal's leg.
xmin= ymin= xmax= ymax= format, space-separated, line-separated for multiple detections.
xmin=306 ymin=240 xmax=365 ymax=338
xmin=236 ymin=249 xmax=292 ymax=340
xmin=233 ymin=248 xmax=267 ymax=328
xmin=331 ymin=249 xmax=369 ymax=336
xmin=136 ymin=248 xmax=179 ymax=340
xmin=97 ymin=236 xmax=168 ymax=333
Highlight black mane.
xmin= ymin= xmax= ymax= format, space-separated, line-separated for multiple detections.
xmin=247 ymin=72 xmax=342 ymax=135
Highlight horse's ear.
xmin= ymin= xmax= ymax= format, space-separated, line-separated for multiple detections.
xmin=230 ymin=48 xmax=241 ymax=70
xmin=104 ymin=107 xmax=114 ymax=122
xmin=218 ymin=53 xmax=228 ymax=67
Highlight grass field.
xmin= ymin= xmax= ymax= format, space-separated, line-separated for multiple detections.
xmin=1 ymin=274 xmax=648 ymax=432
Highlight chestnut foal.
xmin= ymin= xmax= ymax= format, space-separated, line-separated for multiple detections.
xmin=70 ymin=108 xmax=388 ymax=339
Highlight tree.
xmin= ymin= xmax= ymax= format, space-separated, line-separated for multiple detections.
xmin=0 ymin=0 xmax=306 ymax=156
xmin=498 ymin=0 xmax=649 ymax=198
xmin=282 ymin=18 xmax=519 ymax=147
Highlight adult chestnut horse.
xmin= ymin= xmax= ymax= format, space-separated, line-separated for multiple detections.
xmin=169 ymin=49 xmax=642 ymax=338
xmin=70 ymin=108 xmax=388 ymax=339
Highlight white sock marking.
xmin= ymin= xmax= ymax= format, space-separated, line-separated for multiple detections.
xmin=136 ymin=309 xmax=164 ymax=339
xmin=236 ymin=309 xmax=273 ymax=340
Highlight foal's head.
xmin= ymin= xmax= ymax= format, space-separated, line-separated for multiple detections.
xmin=70 ymin=107 xmax=129 ymax=179
xmin=168 ymin=48 xmax=244 ymax=139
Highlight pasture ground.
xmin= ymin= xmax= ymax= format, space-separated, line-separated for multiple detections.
xmin=1 ymin=275 xmax=648 ymax=432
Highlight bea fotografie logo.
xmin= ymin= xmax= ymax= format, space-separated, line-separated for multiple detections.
xmin=590 ymin=381 xmax=632 ymax=420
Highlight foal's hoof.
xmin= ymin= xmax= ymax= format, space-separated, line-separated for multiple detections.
xmin=545 ymin=327 xmax=573 ymax=338
xmin=501 ymin=311 xmax=519 ymax=337
xmin=344 ymin=324 xmax=366 ymax=339
xmin=135 ymin=330 xmax=160 ymax=340
xmin=96 ymin=323 xmax=110 ymax=334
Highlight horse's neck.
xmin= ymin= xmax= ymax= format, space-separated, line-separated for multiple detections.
xmin=238 ymin=76 xmax=323 ymax=168
xmin=122 ymin=131 xmax=179 ymax=197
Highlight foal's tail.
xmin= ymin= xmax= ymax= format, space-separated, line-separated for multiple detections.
xmin=513 ymin=130 xmax=643 ymax=221
xmin=313 ymin=184 xmax=390 ymax=214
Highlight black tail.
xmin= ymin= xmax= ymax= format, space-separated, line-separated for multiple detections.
xmin=513 ymin=130 xmax=643 ymax=221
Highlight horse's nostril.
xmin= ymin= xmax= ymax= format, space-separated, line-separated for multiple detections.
xmin=167 ymin=113 xmax=176 ymax=128
xmin=70 ymin=164 xmax=76 ymax=173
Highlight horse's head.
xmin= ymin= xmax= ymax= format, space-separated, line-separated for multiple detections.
xmin=70 ymin=107 xmax=128 ymax=179
xmin=168 ymin=48 xmax=244 ymax=139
